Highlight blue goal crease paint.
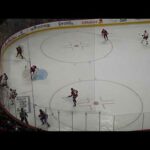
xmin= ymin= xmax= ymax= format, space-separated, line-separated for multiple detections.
xmin=33 ymin=69 xmax=48 ymax=80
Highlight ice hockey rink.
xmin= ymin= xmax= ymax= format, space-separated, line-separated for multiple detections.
xmin=2 ymin=22 xmax=150 ymax=131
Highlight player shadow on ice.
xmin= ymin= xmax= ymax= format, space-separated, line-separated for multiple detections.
xmin=32 ymin=69 xmax=48 ymax=80
xmin=141 ymin=41 xmax=150 ymax=48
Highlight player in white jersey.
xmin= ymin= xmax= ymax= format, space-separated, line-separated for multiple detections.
xmin=141 ymin=30 xmax=149 ymax=45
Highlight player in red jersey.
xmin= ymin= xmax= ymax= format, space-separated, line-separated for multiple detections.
xmin=101 ymin=28 xmax=108 ymax=41
xmin=30 ymin=65 xmax=38 ymax=79
xmin=68 ymin=88 xmax=74 ymax=97
xmin=30 ymin=65 xmax=37 ymax=74
xmin=9 ymin=89 xmax=17 ymax=105
xmin=38 ymin=109 xmax=50 ymax=127
xmin=73 ymin=90 xmax=78 ymax=107
xmin=68 ymin=88 xmax=78 ymax=107
xmin=0 ymin=73 xmax=8 ymax=88
xmin=16 ymin=46 xmax=24 ymax=59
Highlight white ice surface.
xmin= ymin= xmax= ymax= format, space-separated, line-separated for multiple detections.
xmin=2 ymin=24 xmax=150 ymax=131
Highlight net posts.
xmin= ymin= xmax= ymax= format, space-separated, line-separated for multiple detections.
xmin=113 ymin=115 xmax=115 ymax=131
xmin=85 ymin=112 xmax=87 ymax=131
xmin=58 ymin=111 xmax=60 ymax=131
xmin=142 ymin=113 xmax=144 ymax=130
xmin=72 ymin=111 xmax=73 ymax=131
xmin=99 ymin=112 xmax=101 ymax=131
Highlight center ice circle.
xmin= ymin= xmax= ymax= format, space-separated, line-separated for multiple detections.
xmin=40 ymin=32 xmax=113 ymax=63
xmin=49 ymin=80 xmax=143 ymax=130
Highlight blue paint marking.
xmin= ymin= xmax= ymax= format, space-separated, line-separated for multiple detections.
xmin=33 ymin=69 xmax=48 ymax=80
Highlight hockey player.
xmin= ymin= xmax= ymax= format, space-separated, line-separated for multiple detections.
xmin=68 ymin=88 xmax=75 ymax=98
xmin=9 ymin=89 xmax=17 ymax=105
xmin=16 ymin=46 xmax=24 ymax=59
xmin=20 ymin=108 xmax=28 ymax=125
xmin=30 ymin=65 xmax=37 ymax=79
xmin=141 ymin=30 xmax=149 ymax=45
xmin=1 ymin=73 xmax=8 ymax=88
xmin=38 ymin=109 xmax=50 ymax=127
xmin=101 ymin=28 xmax=108 ymax=41
xmin=30 ymin=65 xmax=36 ymax=72
xmin=30 ymin=65 xmax=37 ymax=74
xmin=68 ymin=88 xmax=78 ymax=107
xmin=72 ymin=90 xmax=78 ymax=107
